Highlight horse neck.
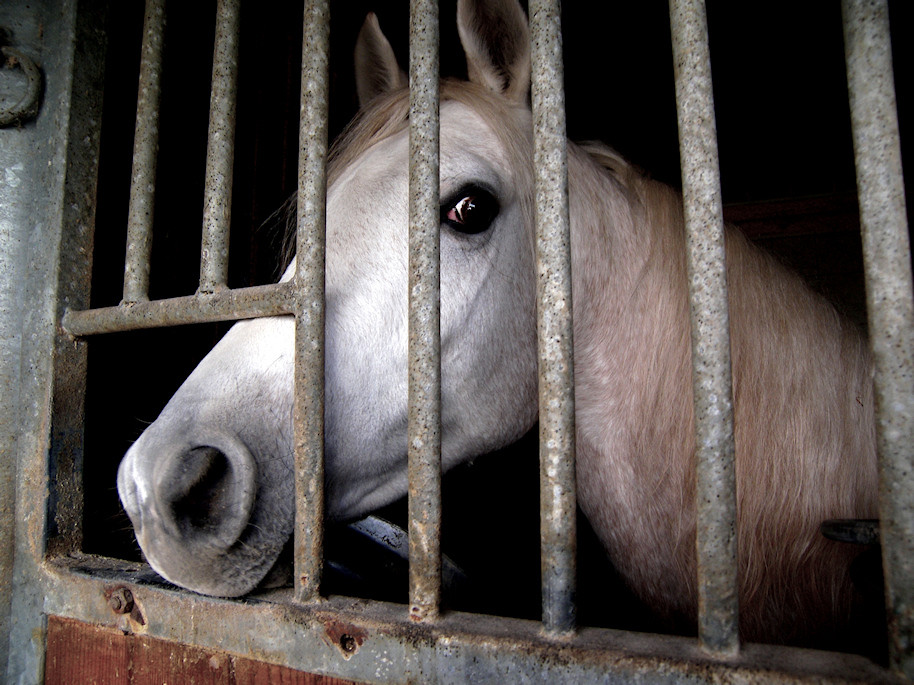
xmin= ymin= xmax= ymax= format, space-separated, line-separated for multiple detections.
xmin=566 ymin=142 xmax=697 ymax=579
xmin=567 ymin=142 xmax=688 ymax=340
xmin=566 ymin=141 xmax=694 ymax=479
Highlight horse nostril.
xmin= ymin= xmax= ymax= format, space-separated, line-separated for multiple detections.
xmin=172 ymin=447 xmax=231 ymax=531
xmin=155 ymin=444 xmax=256 ymax=548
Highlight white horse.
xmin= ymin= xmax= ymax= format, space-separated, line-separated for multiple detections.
xmin=117 ymin=0 xmax=878 ymax=647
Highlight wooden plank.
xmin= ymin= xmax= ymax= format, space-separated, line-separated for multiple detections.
xmin=45 ymin=616 xmax=359 ymax=684
xmin=46 ymin=615 xmax=130 ymax=683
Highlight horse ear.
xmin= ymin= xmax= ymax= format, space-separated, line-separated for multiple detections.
xmin=354 ymin=13 xmax=408 ymax=108
xmin=457 ymin=0 xmax=530 ymax=103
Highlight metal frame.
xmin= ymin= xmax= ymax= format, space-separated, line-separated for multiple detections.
xmin=2 ymin=0 xmax=910 ymax=682
xmin=669 ymin=0 xmax=739 ymax=658
xmin=843 ymin=0 xmax=914 ymax=676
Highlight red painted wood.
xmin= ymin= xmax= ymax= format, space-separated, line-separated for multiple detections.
xmin=46 ymin=616 xmax=359 ymax=685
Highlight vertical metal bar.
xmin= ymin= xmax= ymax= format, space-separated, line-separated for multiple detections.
xmin=669 ymin=0 xmax=740 ymax=657
xmin=407 ymin=0 xmax=442 ymax=623
xmin=199 ymin=0 xmax=241 ymax=293
xmin=841 ymin=0 xmax=914 ymax=677
xmin=122 ymin=0 xmax=166 ymax=304
xmin=529 ymin=0 xmax=577 ymax=636
xmin=293 ymin=0 xmax=329 ymax=604
xmin=1 ymin=5 xmax=108 ymax=679
xmin=47 ymin=0 xmax=110 ymax=559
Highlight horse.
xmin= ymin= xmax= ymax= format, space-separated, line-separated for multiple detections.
xmin=117 ymin=0 xmax=878 ymax=647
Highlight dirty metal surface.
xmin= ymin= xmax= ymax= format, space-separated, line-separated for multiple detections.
xmin=39 ymin=557 xmax=904 ymax=684
xmin=293 ymin=0 xmax=330 ymax=605
xmin=61 ymin=282 xmax=297 ymax=336
xmin=0 ymin=46 xmax=42 ymax=127
xmin=529 ymin=0 xmax=578 ymax=639
xmin=407 ymin=0 xmax=443 ymax=626
xmin=669 ymin=0 xmax=740 ymax=658
xmin=199 ymin=0 xmax=241 ymax=294
xmin=842 ymin=0 xmax=914 ymax=678
xmin=2 ymin=0 xmax=109 ymax=680
xmin=122 ymin=0 xmax=166 ymax=304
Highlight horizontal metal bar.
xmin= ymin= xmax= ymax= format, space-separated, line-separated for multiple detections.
xmin=669 ymin=0 xmax=740 ymax=658
xmin=529 ymin=0 xmax=578 ymax=638
xmin=60 ymin=282 xmax=296 ymax=337
xmin=122 ymin=0 xmax=166 ymax=304
xmin=199 ymin=0 xmax=241 ymax=294
xmin=293 ymin=0 xmax=330 ymax=605
xmin=407 ymin=0 xmax=442 ymax=624
xmin=39 ymin=559 xmax=897 ymax=684
xmin=842 ymin=0 xmax=914 ymax=677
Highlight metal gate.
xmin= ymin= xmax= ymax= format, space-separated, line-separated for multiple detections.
xmin=1 ymin=0 xmax=911 ymax=682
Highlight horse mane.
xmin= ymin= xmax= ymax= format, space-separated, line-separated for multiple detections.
xmin=578 ymin=142 xmax=642 ymax=189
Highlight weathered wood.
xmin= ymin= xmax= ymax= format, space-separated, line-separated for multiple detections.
xmin=45 ymin=616 xmax=358 ymax=685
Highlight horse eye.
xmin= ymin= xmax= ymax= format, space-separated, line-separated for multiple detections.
xmin=442 ymin=187 xmax=499 ymax=235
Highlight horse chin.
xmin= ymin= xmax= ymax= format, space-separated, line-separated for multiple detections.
xmin=117 ymin=425 xmax=294 ymax=597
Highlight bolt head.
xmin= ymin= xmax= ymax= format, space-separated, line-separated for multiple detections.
xmin=108 ymin=587 xmax=134 ymax=614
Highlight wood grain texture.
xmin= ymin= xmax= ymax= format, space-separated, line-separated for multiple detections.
xmin=46 ymin=616 xmax=359 ymax=685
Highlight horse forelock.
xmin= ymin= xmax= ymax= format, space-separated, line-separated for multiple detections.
xmin=327 ymin=79 xmax=534 ymax=187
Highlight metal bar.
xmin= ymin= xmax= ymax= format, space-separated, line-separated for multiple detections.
xmin=61 ymin=282 xmax=296 ymax=337
xmin=122 ymin=0 xmax=166 ymax=304
xmin=841 ymin=0 xmax=914 ymax=677
xmin=669 ymin=0 xmax=740 ymax=657
xmin=199 ymin=0 xmax=241 ymax=294
xmin=1 ymin=3 xmax=109 ymax=679
xmin=38 ymin=562 xmax=899 ymax=685
xmin=529 ymin=0 xmax=577 ymax=637
xmin=293 ymin=0 xmax=330 ymax=604
xmin=407 ymin=0 xmax=442 ymax=623
xmin=46 ymin=0 xmax=110 ymax=560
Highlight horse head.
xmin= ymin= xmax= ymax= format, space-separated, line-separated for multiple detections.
xmin=117 ymin=0 xmax=540 ymax=597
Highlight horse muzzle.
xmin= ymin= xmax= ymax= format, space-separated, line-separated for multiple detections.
xmin=118 ymin=427 xmax=283 ymax=597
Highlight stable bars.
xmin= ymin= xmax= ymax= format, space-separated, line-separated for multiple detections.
xmin=67 ymin=0 xmax=284 ymax=336
xmin=843 ymin=0 xmax=914 ymax=677
xmin=407 ymin=0 xmax=443 ymax=622
xmin=669 ymin=0 xmax=740 ymax=657
xmin=199 ymin=0 xmax=242 ymax=294
xmin=530 ymin=0 xmax=579 ymax=636
xmin=122 ymin=0 xmax=165 ymax=304
xmin=293 ymin=0 xmax=330 ymax=604
xmin=60 ymin=1 xmax=913 ymax=673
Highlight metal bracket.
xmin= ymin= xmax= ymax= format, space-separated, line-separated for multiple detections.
xmin=1 ymin=45 xmax=42 ymax=126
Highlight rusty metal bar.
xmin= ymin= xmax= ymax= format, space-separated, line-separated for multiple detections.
xmin=199 ymin=0 xmax=241 ymax=294
xmin=122 ymin=0 xmax=166 ymax=304
xmin=293 ymin=0 xmax=330 ymax=604
xmin=61 ymin=282 xmax=296 ymax=337
xmin=669 ymin=0 xmax=740 ymax=657
xmin=407 ymin=0 xmax=442 ymax=623
xmin=841 ymin=0 xmax=914 ymax=677
xmin=39 ymin=562 xmax=899 ymax=684
xmin=529 ymin=0 xmax=577 ymax=637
